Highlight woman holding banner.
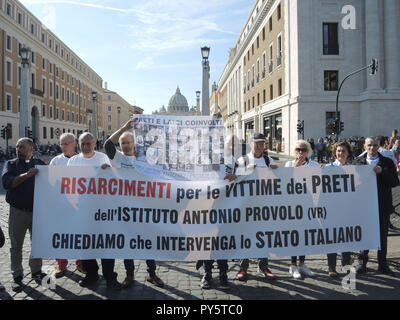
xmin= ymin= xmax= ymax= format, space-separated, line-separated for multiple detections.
xmin=285 ymin=140 xmax=319 ymax=279
xmin=324 ymin=141 xmax=353 ymax=277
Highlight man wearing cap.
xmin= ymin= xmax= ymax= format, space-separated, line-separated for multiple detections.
xmin=234 ymin=133 xmax=278 ymax=281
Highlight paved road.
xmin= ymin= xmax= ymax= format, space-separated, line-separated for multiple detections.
xmin=0 ymin=154 xmax=400 ymax=300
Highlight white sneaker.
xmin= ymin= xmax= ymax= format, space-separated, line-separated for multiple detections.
xmin=298 ymin=264 xmax=315 ymax=277
xmin=289 ymin=266 xmax=302 ymax=279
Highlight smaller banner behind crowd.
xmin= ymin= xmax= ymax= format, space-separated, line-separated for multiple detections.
xmin=32 ymin=166 xmax=380 ymax=261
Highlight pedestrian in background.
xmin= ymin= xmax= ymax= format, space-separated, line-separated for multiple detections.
xmin=1 ymin=138 xmax=47 ymax=292
xmin=0 ymin=224 xmax=5 ymax=291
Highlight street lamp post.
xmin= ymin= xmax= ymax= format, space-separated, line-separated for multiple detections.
xmin=201 ymin=47 xmax=210 ymax=116
xmin=19 ymin=46 xmax=31 ymax=138
xmin=91 ymin=91 xmax=98 ymax=139
xmin=196 ymin=91 xmax=201 ymax=115
xmin=335 ymin=59 xmax=378 ymax=139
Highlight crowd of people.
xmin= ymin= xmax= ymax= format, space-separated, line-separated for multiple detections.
xmin=0 ymin=118 xmax=399 ymax=293
xmin=307 ymin=129 xmax=400 ymax=172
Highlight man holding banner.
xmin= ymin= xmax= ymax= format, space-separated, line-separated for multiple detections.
xmin=104 ymin=119 xmax=164 ymax=288
xmin=67 ymin=132 xmax=122 ymax=290
xmin=2 ymin=138 xmax=47 ymax=292
xmin=353 ymin=136 xmax=399 ymax=276
xmin=234 ymin=133 xmax=278 ymax=282
xmin=49 ymin=133 xmax=85 ymax=278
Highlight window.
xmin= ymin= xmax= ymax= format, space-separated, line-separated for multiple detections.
xmin=257 ymin=93 xmax=260 ymax=106
xmin=43 ymin=127 xmax=47 ymax=139
xmin=256 ymin=60 xmax=260 ymax=83
xmin=49 ymin=63 xmax=53 ymax=74
xmin=270 ymin=85 xmax=274 ymax=100
xmin=252 ymin=96 xmax=255 ymax=109
xmin=6 ymin=94 xmax=12 ymax=111
xmin=56 ymin=85 xmax=59 ymax=100
xmin=269 ymin=44 xmax=273 ymax=73
xmin=31 ymin=24 xmax=35 ymax=35
xmin=263 ymin=89 xmax=266 ymax=104
xmin=262 ymin=53 xmax=266 ymax=78
xmin=42 ymin=58 xmax=46 ymax=70
xmin=62 ymin=87 xmax=65 ymax=101
xmin=42 ymin=33 xmax=45 ymax=43
xmin=108 ymin=115 xmax=112 ymax=122
xmin=42 ymin=78 xmax=46 ymax=94
xmin=252 ymin=65 xmax=255 ymax=87
xmin=257 ymin=36 xmax=259 ymax=49
xmin=50 ymin=127 xmax=54 ymax=139
xmin=18 ymin=67 xmax=21 ymax=86
xmin=6 ymin=61 xmax=11 ymax=82
xmin=277 ymin=3 xmax=281 ymax=20
xmin=62 ymin=110 xmax=64 ymax=120
xmin=56 ymin=108 xmax=59 ymax=119
xmin=108 ymin=106 xmax=112 ymax=111
xmin=72 ymin=113 xmax=74 ymax=122
xmin=324 ymin=70 xmax=338 ymax=91
xmin=18 ymin=97 xmax=20 ymax=112
xmin=269 ymin=17 xmax=272 ymax=31
xmin=6 ymin=35 xmax=11 ymax=50
xmin=67 ymin=111 xmax=70 ymax=121
xmin=31 ymin=52 xmax=35 ymax=64
xmin=277 ymin=35 xmax=282 ymax=66
xmin=262 ymin=27 xmax=265 ymax=41
xmin=278 ymin=79 xmax=283 ymax=96
xmin=42 ymin=104 xmax=46 ymax=117
xmin=323 ymin=23 xmax=339 ymax=55
xmin=6 ymin=3 xmax=11 ymax=16
xmin=50 ymin=106 xmax=53 ymax=118
xmin=252 ymin=44 xmax=254 ymax=55
xmin=49 ymin=81 xmax=53 ymax=97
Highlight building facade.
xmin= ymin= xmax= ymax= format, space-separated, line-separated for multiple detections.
xmin=102 ymin=84 xmax=141 ymax=139
xmin=217 ymin=0 xmax=400 ymax=156
xmin=0 ymin=0 xmax=105 ymax=148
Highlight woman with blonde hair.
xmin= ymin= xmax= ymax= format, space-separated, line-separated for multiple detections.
xmin=285 ymin=140 xmax=319 ymax=279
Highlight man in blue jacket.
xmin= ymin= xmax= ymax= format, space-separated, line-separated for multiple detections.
xmin=2 ymin=138 xmax=47 ymax=292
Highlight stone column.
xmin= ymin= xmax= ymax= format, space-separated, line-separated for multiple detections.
xmin=365 ymin=0 xmax=382 ymax=90
xmin=384 ymin=0 xmax=400 ymax=90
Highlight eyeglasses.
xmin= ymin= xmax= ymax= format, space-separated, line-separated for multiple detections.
xmin=295 ymin=148 xmax=308 ymax=153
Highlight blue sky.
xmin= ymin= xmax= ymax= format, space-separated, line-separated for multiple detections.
xmin=20 ymin=0 xmax=252 ymax=114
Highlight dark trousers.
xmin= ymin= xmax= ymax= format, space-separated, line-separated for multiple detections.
xmin=291 ymin=256 xmax=305 ymax=265
xmin=358 ymin=211 xmax=389 ymax=267
xmin=82 ymin=259 xmax=116 ymax=281
xmin=239 ymin=258 xmax=268 ymax=270
xmin=327 ymin=252 xmax=352 ymax=271
xmin=203 ymin=260 xmax=228 ymax=274
xmin=124 ymin=259 xmax=156 ymax=277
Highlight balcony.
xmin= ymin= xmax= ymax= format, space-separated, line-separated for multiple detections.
xmin=30 ymin=87 xmax=44 ymax=97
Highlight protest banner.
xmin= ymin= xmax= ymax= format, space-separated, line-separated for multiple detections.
xmin=32 ymin=165 xmax=380 ymax=261
xmin=133 ymin=115 xmax=225 ymax=180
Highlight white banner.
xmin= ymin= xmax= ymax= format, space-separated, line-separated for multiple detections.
xmin=32 ymin=165 xmax=380 ymax=261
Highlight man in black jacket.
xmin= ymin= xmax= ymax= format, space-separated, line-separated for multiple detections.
xmin=352 ymin=136 xmax=399 ymax=276
xmin=2 ymin=138 xmax=47 ymax=291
